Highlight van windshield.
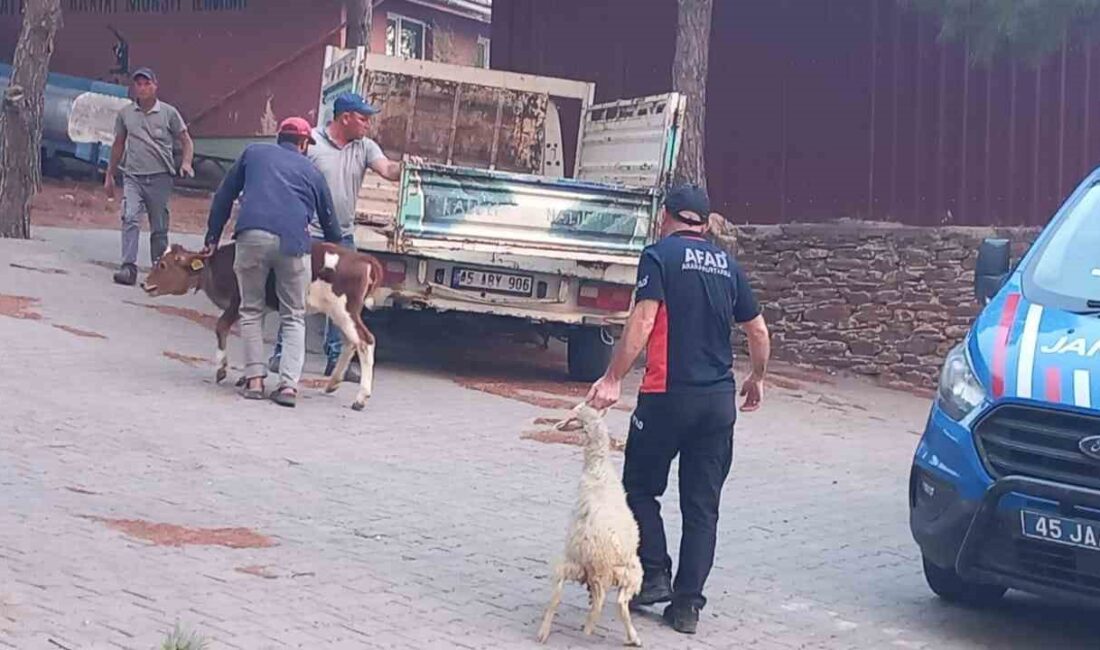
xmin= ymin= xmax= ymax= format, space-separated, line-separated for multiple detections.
xmin=1024 ymin=182 xmax=1100 ymax=312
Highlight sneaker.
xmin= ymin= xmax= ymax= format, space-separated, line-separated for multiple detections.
xmin=630 ymin=571 xmax=673 ymax=609
xmin=662 ymin=601 xmax=699 ymax=635
xmin=324 ymin=357 xmax=361 ymax=383
xmin=113 ymin=263 xmax=137 ymax=286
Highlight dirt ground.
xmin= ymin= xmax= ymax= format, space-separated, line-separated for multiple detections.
xmin=31 ymin=177 xmax=213 ymax=234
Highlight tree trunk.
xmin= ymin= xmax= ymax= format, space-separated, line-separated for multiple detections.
xmin=346 ymin=0 xmax=372 ymax=51
xmin=672 ymin=0 xmax=713 ymax=192
xmin=0 ymin=0 xmax=62 ymax=240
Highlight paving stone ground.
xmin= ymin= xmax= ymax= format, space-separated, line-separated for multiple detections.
xmin=2 ymin=227 xmax=1100 ymax=650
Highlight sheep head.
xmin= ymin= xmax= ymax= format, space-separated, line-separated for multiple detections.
xmin=555 ymin=401 xmax=610 ymax=443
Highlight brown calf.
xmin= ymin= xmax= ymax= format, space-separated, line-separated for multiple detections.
xmin=141 ymin=242 xmax=384 ymax=410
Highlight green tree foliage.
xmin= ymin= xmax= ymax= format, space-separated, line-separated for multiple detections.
xmin=904 ymin=0 xmax=1100 ymax=63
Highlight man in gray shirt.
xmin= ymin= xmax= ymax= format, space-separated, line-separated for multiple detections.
xmin=106 ymin=67 xmax=194 ymax=286
xmin=270 ymin=92 xmax=413 ymax=381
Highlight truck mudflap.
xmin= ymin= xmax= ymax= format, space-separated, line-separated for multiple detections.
xmin=956 ymin=475 xmax=1100 ymax=607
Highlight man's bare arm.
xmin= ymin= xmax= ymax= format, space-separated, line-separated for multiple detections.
xmin=586 ymin=299 xmax=660 ymax=409
xmin=104 ymin=132 xmax=126 ymax=197
xmin=369 ymin=157 xmax=402 ymax=182
xmin=738 ymin=314 xmax=770 ymax=411
xmin=178 ymin=129 xmax=195 ymax=176
xmin=741 ymin=314 xmax=770 ymax=378
xmin=605 ymin=300 xmax=660 ymax=381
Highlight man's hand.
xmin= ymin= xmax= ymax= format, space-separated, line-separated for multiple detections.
xmin=199 ymin=242 xmax=217 ymax=257
xmin=179 ymin=163 xmax=195 ymax=179
xmin=740 ymin=374 xmax=764 ymax=412
xmin=586 ymin=374 xmax=622 ymax=410
xmin=104 ymin=174 xmax=116 ymax=199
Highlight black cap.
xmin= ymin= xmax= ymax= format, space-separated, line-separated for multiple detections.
xmin=131 ymin=67 xmax=157 ymax=84
xmin=664 ymin=183 xmax=709 ymax=224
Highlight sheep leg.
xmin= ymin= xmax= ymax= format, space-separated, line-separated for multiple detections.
xmin=617 ymin=587 xmax=642 ymax=647
xmin=536 ymin=575 xmax=566 ymax=644
xmin=582 ymin=583 xmax=606 ymax=636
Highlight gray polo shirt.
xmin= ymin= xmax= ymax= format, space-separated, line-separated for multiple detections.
xmin=114 ymin=100 xmax=186 ymax=177
xmin=307 ymin=125 xmax=385 ymax=239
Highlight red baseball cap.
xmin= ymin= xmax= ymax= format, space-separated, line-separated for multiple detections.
xmin=277 ymin=116 xmax=316 ymax=144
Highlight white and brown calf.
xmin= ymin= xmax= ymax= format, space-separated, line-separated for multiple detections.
xmin=142 ymin=241 xmax=384 ymax=410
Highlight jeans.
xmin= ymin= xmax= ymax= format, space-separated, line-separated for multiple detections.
xmin=120 ymin=172 xmax=173 ymax=266
xmin=233 ymin=229 xmax=310 ymax=388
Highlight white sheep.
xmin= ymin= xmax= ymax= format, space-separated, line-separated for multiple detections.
xmin=536 ymin=402 xmax=643 ymax=646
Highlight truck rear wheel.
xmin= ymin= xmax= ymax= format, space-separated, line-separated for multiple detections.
xmin=567 ymin=327 xmax=614 ymax=382
xmin=922 ymin=556 xmax=1006 ymax=607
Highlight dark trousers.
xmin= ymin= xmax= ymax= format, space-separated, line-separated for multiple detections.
xmin=623 ymin=391 xmax=736 ymax=610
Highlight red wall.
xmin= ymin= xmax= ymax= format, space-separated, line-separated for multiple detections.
xmin=0 ymin=0 xmax=345 ymax=137
xmin=493 ymin=0 xmax=1100 ymax=227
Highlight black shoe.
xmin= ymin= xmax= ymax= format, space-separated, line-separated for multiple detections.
xmin=629 ymin=571 xmax=672 ymax=609
xmin=113 ymin=263 xmax=137 ymax=286
xmin=662 ymin=601 xmax=699 ymax=635
xmin=268 ymin=354 xmax=281 ymax=374
xmin=324 ymin=357 xmax=361 ymax=383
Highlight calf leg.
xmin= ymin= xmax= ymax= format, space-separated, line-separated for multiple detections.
xmin=345 ymin=280 xmax=377 ymax=410
xmin=309 ymin=281 xmax=362 ymax=398
xmin=214 ymin=304 xmax=239 ymax=384
xmin=353 ymin=338 xmax=375 ymax=410
xmin=324 ymin=342 xmax=356 ymax=394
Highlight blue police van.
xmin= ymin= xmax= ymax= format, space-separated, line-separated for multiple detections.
xmin=910 ymin=167 xmax=1100 ymax=607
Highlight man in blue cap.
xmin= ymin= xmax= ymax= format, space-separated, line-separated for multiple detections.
xmin=106 ymin=66 xmax=194 ymax=286
xmin=586 ymin=183 xmax=771 ymax=635
xmin=269 ymin=91 xmax=415 ymax=381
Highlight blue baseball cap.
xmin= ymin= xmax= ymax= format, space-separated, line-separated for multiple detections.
xmin=131 ymin=67 xmax=157 ymax=84
xmin=333 ymin=92 xmax=380 ymax=117
xmin=664 ymin=183 xmax=710 ymax=224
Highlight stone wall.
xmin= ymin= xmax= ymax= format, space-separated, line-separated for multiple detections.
xmin=719 ymin=221 xmax=1042 ymax=391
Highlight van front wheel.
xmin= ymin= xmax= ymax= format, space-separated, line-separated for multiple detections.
xmin=567 ymin=327 xmax=614 ymax=382
xmin=922 ymin=556 xmax=1007 ymax=607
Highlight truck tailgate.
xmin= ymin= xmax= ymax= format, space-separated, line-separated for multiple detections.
xmin=396 ymin=163 xmax=659 ymax=261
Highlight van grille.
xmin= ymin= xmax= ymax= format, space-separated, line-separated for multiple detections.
xmin=974 ymin=405 xmax=1100 ymax=491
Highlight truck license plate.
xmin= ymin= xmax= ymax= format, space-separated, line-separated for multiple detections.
xmin=452 ymin=267 xmax=533 ymax=296
xmin=1021 ymin=510 xmax=1100 ymax=551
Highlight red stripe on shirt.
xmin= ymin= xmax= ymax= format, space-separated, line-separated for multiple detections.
xmin=640 ymin=304 xmax=669 ymax=393
xmin=991 ymin=293 xmax=1021 ymax=398
xmin=1046 ymin=366 xmax=1062 ymax=403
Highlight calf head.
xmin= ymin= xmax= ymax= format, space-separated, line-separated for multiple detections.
xmin=141 ymin=244 xmax=211 ymax=297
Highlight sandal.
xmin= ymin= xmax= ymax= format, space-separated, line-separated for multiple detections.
xmin=270 ymin=386 xmax=297 ymax=408
xmin=240 ymin=379 xmax=265 ymax=400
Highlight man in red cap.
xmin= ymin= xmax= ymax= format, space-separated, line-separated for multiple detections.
xmin=203 ymin=116 xmax=343 ymax=407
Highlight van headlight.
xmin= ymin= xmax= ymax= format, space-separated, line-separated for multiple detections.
xmin=937 ymin=343 xmax=987 ymax=421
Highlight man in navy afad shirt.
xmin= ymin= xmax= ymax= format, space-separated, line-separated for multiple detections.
xmin=587 ymin=184 xmax=771 ymax=635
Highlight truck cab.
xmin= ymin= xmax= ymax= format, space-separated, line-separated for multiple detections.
xmin=911 ymin=167 xmax=1100 ymax=607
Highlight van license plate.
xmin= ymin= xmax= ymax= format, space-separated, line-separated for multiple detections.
xmin=1021 ymin=510 xmax=1100 ymax=551
xmin=452 ymin=268 xmax=533 ymax=296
